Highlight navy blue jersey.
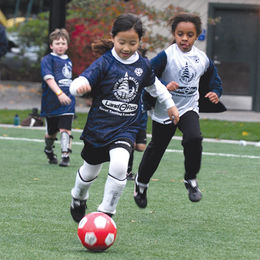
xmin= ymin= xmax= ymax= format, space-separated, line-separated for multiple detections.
xmin=40 ymin=53 xmax=75 ymax=117
xmin=80 ymin=50 xmax=155 ymax=147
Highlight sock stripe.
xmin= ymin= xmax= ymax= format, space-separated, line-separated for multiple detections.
xmin=77 ymin=170 xmax=97 ymax=183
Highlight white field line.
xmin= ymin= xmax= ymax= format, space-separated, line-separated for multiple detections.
xmin=0 ymin=135 xmax=260 ymax=159
xmin=0 ymin=124 xmax=259 ymax=146
xmin=165 ymin=149 xmax=260 ymax=159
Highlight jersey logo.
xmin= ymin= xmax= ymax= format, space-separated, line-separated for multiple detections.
xmin=62 ymin=63 xmax=72 ymax=79
xmin=178 ymin=62 xmax=196 ymax=85
xmin=134 ymin=67 xmax=143 ymax=76
xmin=113 ymin=72 xmax=139 ymax=102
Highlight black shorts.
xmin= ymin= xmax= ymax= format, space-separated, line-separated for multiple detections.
xmin=81 ymin=138 xmax=133 ymax=165
xmin=136 ymin=129 xmax=147 ymax=144
xmin=46 ymin=115 xmax=73 ymax=135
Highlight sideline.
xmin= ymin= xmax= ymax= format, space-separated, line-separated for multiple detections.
xmin=0 ymin=123 xmax=259 ymax=147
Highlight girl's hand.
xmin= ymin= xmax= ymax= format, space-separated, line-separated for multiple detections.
xmin=167 ymin=106 xmax=179 ymax=125
xmin=205 ymin=92 xmax=219 ymax=104
xmin=76 ymin=85 xmax=91 ymax=96
xmin=58 ymin=93 xmax=71 ymax=105
xmin=70 ymin=76 xmax=92 ymax=96
xmin=167 ymin=81 xmax=179 ymax=91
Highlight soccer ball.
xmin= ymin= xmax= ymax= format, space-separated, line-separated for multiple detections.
xmin=77 ymin=212 xmax=117 ymax=251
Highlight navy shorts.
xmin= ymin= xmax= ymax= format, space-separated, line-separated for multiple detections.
xmin=46 ymin=115 xmax=73 ymax=135
xmin=81 ymin=138 xmax=133 ymax=165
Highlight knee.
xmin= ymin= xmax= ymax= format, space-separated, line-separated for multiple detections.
xmin=182 ymin=135 xmax=202 ymax=147
xmin=135 ymin=143 xmax=146 ymax=152
xmin=109 ymin=160 xmax=128 ymax=180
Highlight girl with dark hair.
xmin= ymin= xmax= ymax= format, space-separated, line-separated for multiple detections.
xmin=69 ymin=13 xmax=179 ymax=222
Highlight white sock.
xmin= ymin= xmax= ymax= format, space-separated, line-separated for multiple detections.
xmin=97 ymin=175 xmax=127 ymax=215
xmin=71 ymin=170 xmax=95 ymax=200
xmin=71 ymin=161 xmax=102 ymax=200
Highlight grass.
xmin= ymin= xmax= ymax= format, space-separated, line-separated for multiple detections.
xmin=0 ymin=126 xmax=260 ymax=259
xmin=0 ymin=109 xmax=260 ymax=142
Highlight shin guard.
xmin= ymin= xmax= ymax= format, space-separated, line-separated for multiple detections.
xmin=97 ymin=175 xmax=127 ymax=216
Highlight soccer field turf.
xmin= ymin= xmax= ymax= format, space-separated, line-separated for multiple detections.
xmin=0 ymin=125 xmax=259 ymax=260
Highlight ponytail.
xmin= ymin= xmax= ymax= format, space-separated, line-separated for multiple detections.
xmin=91 ymin=39 xmax=114 ymax=57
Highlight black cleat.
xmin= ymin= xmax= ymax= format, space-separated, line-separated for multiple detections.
xmin=184 ymin=179 xmax=202 ymax=202
xmin=59 ymin=156 xmax=70 ymax=167
xmin=70 ymin=198 xmax=87 ymax=223
xmin=134 ymin=179 xmax=148 ymax=208
xmin=44 ymin=149 xmax=58 ymax=164
xmin=126 ymin=172 xmax=135 ymax=181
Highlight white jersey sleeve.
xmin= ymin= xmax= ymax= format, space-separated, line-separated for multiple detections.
xmin=145 ymin=77 xmax=175 ymax=109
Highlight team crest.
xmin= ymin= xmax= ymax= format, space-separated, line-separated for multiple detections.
xmin=134 ymin=68 xmax=143 ymax=76
xmin=62 ymin=63 xmax=72 ymax=79
xmin=113 ymin=72 xmax=139 ymax=102
xmin=178 ymin=62 xmax=196 ymax=85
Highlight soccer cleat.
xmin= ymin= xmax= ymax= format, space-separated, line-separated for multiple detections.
xmin=134 ymin=179 xmax=147 ymax=208
xmin=70 ymin=198 xmax=87 ymax=223
xmin=44 ymin=149 xmax=58 ymax=164
xmin=184 ymin=179 xmax=202 ymax=202
xmin=59 ymin=156 xmax=70 ymax=167
xmin=126 ymin=172 xmax=135 ymax=181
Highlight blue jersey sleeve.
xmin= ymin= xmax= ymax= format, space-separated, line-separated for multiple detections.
xmin=199 ymin=59 xmax=223 ymax=97
xmin=41 ymin=55 xmax=54 ymax=78
xmin=150 ymin=51 xmax=168 ymax=85
xmin=80 ymin=55 xmax=111 ymax=89
xmin=199 ymin=59 xmax=226 ymax=112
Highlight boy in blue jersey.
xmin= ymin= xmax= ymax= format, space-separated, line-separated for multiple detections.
xmin=134 ymin=13 xmax=225 ymax=208
xmin=69 ymin=13 xmax=179 ymax=222
xmin=40 ymin=28 xmax=75 ymax=167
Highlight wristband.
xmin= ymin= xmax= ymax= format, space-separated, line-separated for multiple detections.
xmin=56 ymin=89 xmax=63 ymax=96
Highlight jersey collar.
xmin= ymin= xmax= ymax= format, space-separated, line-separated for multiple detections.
xmin=112 ymin=47 xmax=139 ymax=64
xmin=50 ymin=52 xmax=68 ymax=59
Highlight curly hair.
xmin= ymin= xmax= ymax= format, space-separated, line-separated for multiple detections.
xmin=168 ymin=12 xmax=202 ymax=36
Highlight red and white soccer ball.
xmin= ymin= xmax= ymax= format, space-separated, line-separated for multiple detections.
xmin=77 ymin=212 xmax=117 ymax=251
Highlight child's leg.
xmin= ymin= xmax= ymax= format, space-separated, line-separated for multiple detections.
xmin=70 ymin=161 xmax=102 ymax=223
xmin=137 ymin=121 xmax=176 ymax=184
xmin=126 ymin=149 xmax=135 ymax=180
xmin=127 ymin=149 xmax=134 ymax=174
xmin=178 ymin=111 xmax=203 ymax=180
xmin=97 ymin=147 xmax=129 ymax=216
xmin=71 ymin=160 xmax=102 ymax=200
xmin=58 ymin=115 xmax=73 ymax=167
xmin=178 ymin=111 xmax=202 ymax=202
xmin=134 ymin=121 xmax=175 ymax=208
xmin=44 ymin=117 xmax=59 ymax=164
xmin=59 ymin=129 xmax=72 ymax=166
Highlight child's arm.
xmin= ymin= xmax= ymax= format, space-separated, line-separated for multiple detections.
xmin=45 ymin=78 xmax=71 ymax=105
xmin=70 ymin=76 xmax=92 ymax=96
xmin=145 ymin=77 xmax=179 ymax=125
xmin=200 ymin=59 xmax=222 ymax=104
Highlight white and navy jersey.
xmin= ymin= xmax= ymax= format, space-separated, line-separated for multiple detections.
xmin=150 ymin=43 xmax=210 ymax=124
xmin=40 ymin=53 xmax=75 ymax=117
xmin=79 ymin=48 xmax=173 ymax=148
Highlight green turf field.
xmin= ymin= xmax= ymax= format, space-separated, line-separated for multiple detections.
xmin=0 ymin=126 xmax=259 ymax=260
